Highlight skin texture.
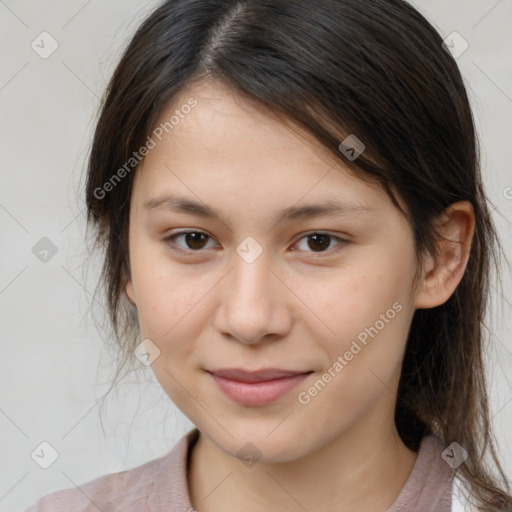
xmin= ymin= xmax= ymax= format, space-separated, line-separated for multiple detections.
xmin=125 ymin=79 xmax=475 ymax=512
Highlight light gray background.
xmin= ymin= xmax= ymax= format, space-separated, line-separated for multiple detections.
xmin=1 ymin=1 xmax=511 ymax=511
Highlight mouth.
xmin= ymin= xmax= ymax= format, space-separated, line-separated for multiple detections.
xmin=206 ymin=368 xmax=314 ymax=406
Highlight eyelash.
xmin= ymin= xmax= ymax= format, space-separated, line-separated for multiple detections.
xmin=162 ymin=230 xmax=349 ymax=257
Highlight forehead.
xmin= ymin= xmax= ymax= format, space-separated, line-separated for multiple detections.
xmin=154 ymin=79 xmax=332 ymax=164
xmin=132 ymin=79 xmax=394 ymax=218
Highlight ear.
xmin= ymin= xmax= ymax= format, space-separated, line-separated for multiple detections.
xmin=414 ymin=201 xmax=475 ymax=309
xmin=125 ymin=278 xmax=137 ymax=306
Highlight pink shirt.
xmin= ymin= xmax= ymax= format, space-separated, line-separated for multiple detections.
xmin=24 ymin=428 xmax=455 ymax=511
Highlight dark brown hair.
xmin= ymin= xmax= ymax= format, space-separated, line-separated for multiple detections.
xmin=85 ymin=0 xmax=511 ymax=509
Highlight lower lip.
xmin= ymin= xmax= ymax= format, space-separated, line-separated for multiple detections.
xmin=208 ymin=372 xmax=312 ymax=406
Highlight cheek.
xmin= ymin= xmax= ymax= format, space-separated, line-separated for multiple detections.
xmin=131 ymin=262 xmax=213 ymax=409
xmin=301 ymin=263 xmax=414 ymax=410
xmin=294 ymin=276 xmax=411 ymax=429
xmin=293 ymin=258 xmax=414 ymax=405
xmin=130 ymin=239 xmax=211 ymax=340
xmin=295 ymin=265 xmax=410 ymax=351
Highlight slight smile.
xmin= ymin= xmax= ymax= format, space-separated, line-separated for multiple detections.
xmin=206 ymin=368 xmax=314 ymax=407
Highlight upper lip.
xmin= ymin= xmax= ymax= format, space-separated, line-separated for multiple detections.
xmin=207 ymin=368 xmax=312 ymax=383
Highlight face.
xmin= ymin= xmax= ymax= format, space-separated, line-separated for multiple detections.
xmin=125 ymin=79 xmax=423 ymax=462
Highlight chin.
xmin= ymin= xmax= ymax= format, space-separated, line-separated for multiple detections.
xmin=201 ymin=420 xmax=315 ymax=464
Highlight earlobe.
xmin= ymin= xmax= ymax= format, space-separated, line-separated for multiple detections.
xmin=414 ymin=201 xmax=475 ymax=309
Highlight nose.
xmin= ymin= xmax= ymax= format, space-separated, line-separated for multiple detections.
xmin=212 ymin=250 xmax=292 ymax=345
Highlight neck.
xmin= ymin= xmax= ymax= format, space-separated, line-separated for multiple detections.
xmin=187 ymin=399 xmax=418 ymax=512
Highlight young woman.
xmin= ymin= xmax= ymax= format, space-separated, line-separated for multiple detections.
xmin=25 ymin=0 xmax=512 ymax=510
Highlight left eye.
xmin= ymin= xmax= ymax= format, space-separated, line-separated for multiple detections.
xmin=164 ymin=231 xmax=347 ymax=254
xmin=293 ymin=232 xmax=346 ymax=254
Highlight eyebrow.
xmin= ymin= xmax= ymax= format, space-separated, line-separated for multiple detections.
xmin=143 ymin=194 xmax=376 ymax=225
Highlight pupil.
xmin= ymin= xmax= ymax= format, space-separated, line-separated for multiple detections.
xmin=308 ymin=234 xmax=330 ymax=252
xmin=186 ymin=232 xmax=207 ymax=249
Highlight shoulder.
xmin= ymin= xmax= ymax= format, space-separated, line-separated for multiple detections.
xmin=23 ymin=455 xmax=164 ymax=512
xmin=23 ymin=428 xmax=200 ymax=512
xmin=392 ymin=434 xmax=479 ymax=512
xmin=413 ymin=435 xmax=483 ymax=512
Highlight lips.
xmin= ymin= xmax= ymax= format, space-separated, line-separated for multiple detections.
xmin=207 ymin=368 xmax=311 ymax=383
xmin=206 ymin=368 xmax=313 ymax=406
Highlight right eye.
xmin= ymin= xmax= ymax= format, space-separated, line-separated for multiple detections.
xmin=163 ymin=230 xmax=219 ymax=253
